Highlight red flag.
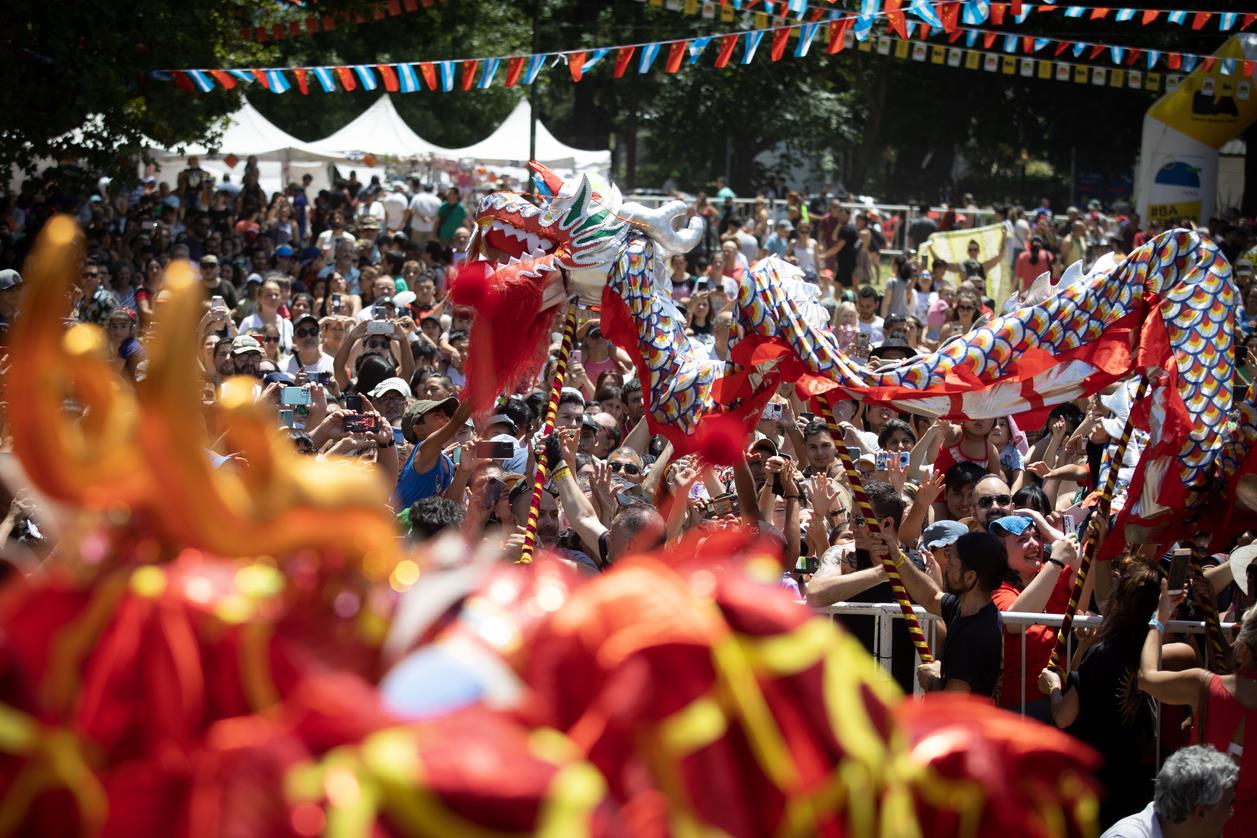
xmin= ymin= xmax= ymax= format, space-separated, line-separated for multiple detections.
xmin=288 ymin=21 xmax=301 ymax=37
xmin=1053 ymin=41 xmax=1069 ymax=57
xmin=1141 ymin=10 xmax=1159 ymax=25
xmin=769 ymin=28 xmax=791 ymax=61
xmin=827 ymin=17 xmax=853 ymax=54
xmin=1203 ymin=57 xmax=1217 ymax=73
xmin=304 ymin=17 xmax=320 ymax=34
xmin=335 ymin=66 xmax=356 ymax=91
xmin=1246 ymin=60 xmax=1256 ymax=78
xmin=714 ymin=36 xmax=737 ymax=68
xmin=1022 ymin=35 xmax=1034 ymax=54
xmin=885 ymin=0 xmax=907 ymax=39
xmin=462 ymin=59 xmax=478 ymax=91
xmin=210 ymin=70 xmax=237 ymax=89
xmin=1088 ymin=44 xmax=1105 ymax=60
xmin=1191 ymin=12 xmax=1212 ymax=31
xmin=568 ymin=50 xmax=586 ymax=82
xmin=271 ymin=23 xmax=286 ymax=40
xmin=171 ymin=71 xmax=195 ymax=92
xmin=372 ymin=8 xmax=386 ymax=21
xmin=1125 ymin=49 xmax=1141 ymax=66
xmin=947 ymin=29 xmax=964 ymax=44
xmin=613 ymin=46 xmax=636 ymax=77
xmin=1011 ymin=0 xmax=1022 ymax=16
xmin=665 ymin=41 xmax=688 ymax=74
xmin=388 ymin=0 xmax=402 ymax=15
xmin=419 ymin=62 xmax=437 ymax=90
xmin=505 ymin=56 xmax=526 ymax=86
xmin=404 ymin=0 xmax=419 ymax=10
xmin=1088 ymin=7 xmax=1110 ymax=20
xmin=254 ymin=27 xmax=268 ymax=42
xmin=377 ymin=64 xmax=399 ymax=92
xmin=252 ymin=69 xmax=271 ymax=89
xmin=1167 ymin=53 xmax=1182 ymax=70
xmin=940 ymin=1 xmax=961 ymax=33
xmin=321 ymin=16 xmax=335 ymax=31
xmin=294 ymin=68 xmax=310 ymax=95
xmin=1244 ymin=13 xmax=1257 ymax=31
xmin=982 ymin=32 xmax=997 ymax=49
xmin=991 ymin=3 xmax=1006 ymax=25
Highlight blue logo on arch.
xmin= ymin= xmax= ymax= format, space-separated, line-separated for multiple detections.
xmin=1154 ymin=161 xmax=1201 ymax=188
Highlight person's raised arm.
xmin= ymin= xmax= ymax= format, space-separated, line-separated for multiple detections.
xmin=805 ymin=560 xmax=887 ymax=608
xmin=413 ymin=398 xmax=475 ymax=475
xmin=898 ymin=469 xmax=943 ymax=548
xmin=781 ymin=459 xmax=801 ymax=565
xmin=333 ymin=320 xmax=369 ymax=391
xmin=730 ymin=449 xmax=761 ymax=527
xmin=1003 ymin=535 xmax=1079 ymax=629
xmin=1138 ymin=579 xmax=1210 ymax=705
xmin=893 ymin=536 xmax=947 ymax=618
xmin=640 ymin=439 xmax=673 ymax=499
xmin=622 ymin=417 xmax=651 ymax=456
xmin=391 ymin=321 xmax=415 ymax=383
xmin=550 ymin=429 xmax=607 ymax=558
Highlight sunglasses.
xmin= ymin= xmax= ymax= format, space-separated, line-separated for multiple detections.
xmin=366 ymin=339 xmax=391 ymax=350
xmin=83 ymin=271 xmax=99 ymax=278
xmin=609 ymin=462 xmax=641 ymax=475
xmin=296 ymin=327 xmax=320 ymax=338
xmin=957 ymin=305 xmax=975 ymax=311
xmin=977 ymin=494 xmax=1012 ymax=509
xmin=261 ymin=336 xmax=280 ymax=344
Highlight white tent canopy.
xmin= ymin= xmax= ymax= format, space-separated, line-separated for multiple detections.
xmin=432 ymin=100 xmax=610 ymax=174
xmin=307 ymin=95 xmax=459 ymax=160
xmin=145 ymin=101 xmax=337 ymax=195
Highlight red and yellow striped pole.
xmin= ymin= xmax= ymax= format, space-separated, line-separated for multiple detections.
xmin=519 ymin=300 xmax=580 ymax=564
xmin=823 ymin=395 xmax=934 ymax=664
xmin=1045 ymin=376 xmax=1151 ymax=674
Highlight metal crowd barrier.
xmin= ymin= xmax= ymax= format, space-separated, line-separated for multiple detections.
xmin=817 ymin=601 xmax=1235 ymax=762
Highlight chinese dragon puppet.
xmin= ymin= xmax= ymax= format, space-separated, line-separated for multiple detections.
xmin=460 ymin=163 xmax=1252 ymax=551
xmin=0 ymin=217 xmax=1104 ymax=835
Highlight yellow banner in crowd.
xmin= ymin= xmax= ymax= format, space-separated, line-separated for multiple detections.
xmin=918 ymin=223 xmax=1010 ymax=307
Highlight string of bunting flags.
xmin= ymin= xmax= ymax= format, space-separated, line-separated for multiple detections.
xmin=158 ymin=2 xmax=1256 ymax=95
xmin=649 ymin=0 xmax=1257 ymax=36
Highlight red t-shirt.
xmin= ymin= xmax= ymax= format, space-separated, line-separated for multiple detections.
xmin=992 ymin=571 xmax=1073 ymax=709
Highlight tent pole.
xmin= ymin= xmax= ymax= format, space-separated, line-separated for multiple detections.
xmin=529 ymin=0 xmax=539 ymax=162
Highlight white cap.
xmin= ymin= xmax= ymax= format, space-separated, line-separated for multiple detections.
xmin=1231 ymin=543 xmax=1257 ymax=594
xmin=369 ymin=377 xmax=412 ymax=399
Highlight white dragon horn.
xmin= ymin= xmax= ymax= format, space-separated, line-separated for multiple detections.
xmin=619 ymin=200 xmax=704 ymax=254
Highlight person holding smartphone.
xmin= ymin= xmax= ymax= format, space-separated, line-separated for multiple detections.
xmin=282 ymin=314 xmax=335 ymax=377
xmin=396 ymin=396 xmax=474 ymax=508
xmin=333 ymin=317 xmax=415 ymax=393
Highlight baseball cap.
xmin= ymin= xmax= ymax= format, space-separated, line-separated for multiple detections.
xmin=199 ymin=254 xmax=219 ymax=266
xmin=1238 ymin=259 xmax=1253 ymax=276
xmin=274 ymin=244 xmax=295 ymax=258
xmin=0 ymin=269 xmax=22 ymax=291
xmin=401 ymin=397 xmax=459 ymax=443
xmin=988 ymin=515 xmax=1034 ymax=537
xmin=369 ymin=377 xmax=412 ymax=400
xmin=486 ymin=413 xmax=518 ymax=435
xmin=245 ymin=272 xmax=264 ymax=286
xmin=749 ymin=436 xmax=778 ymax=457
xmin=393 ymin=290 xmax=417 ymax=309
xmin=293 ymin=313 xmax=320 ymax=329
xmin=262 ymin=371 xmax=295 ymax=386
xmin=230 ymin=335 xmax=264 ymax=356
xmin=923 ymin=519 xmax=968 ymax=549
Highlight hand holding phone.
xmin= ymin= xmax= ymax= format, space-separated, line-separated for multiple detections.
xmin=1167 ymin=547 xmax=1191 ymax=595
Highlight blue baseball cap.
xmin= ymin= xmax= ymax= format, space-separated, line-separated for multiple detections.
xmin=274 ymin=244 xmax=295 ymax=257
xmin=988 ymin=515 xmax=1034 ymax=537
xmin=923 ymin=519 xmax=968 ymax=549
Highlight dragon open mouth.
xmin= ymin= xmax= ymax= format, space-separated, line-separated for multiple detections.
xmin=481 ymin=219 xmax=557 ymax=262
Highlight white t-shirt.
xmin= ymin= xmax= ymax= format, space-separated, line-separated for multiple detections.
xmin=735 ymin=230 xmax=759 ymax=264
xmin=381 ymin=193 xmax=409 ymax=231
xmin=408 ymin=192 xmax=441 ymax=234
xmin=856 ymin=316 xmax=885 ymax=346
xmin=316 ymin=229 xmax=356 ymax=256
xmin=1098 ymin=802 xmax=1160 ymax=838
xmin=238 ymin=313 xmax=294 ymax=355
xmin=282 ymin=351 xmax=336 ymax=376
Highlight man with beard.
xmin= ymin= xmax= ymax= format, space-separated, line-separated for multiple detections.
xmin=896 ymin=523 xmax=1008 ymax=699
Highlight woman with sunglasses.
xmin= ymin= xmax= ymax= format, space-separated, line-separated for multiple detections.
xmin=238 ymin=280 xmax=294 ymax=355
xmin=937 ymin=287 xmax=982 ymax=343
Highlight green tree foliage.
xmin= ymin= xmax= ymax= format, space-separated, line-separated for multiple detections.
xmin=0 ymin=0 xmax=272 ymax=176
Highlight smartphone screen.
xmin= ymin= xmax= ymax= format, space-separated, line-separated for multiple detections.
xmin=1167 ymin=548 xmax=1191 ymax=594
xmin=475 ymin=440 xmax=516 ymax=459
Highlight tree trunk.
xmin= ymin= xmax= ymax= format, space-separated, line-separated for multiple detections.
xmin=850 ymin=63 xmax=889 ymax=193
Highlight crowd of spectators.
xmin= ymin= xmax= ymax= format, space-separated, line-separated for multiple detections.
xmin=2 ymin=163 xmax=1257 ymax=835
